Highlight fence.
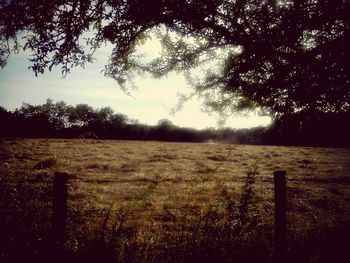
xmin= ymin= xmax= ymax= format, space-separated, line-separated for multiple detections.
xmin=52 ymin=172 xmax=68 ymax=246
xmin=273 ymin=170 xmax=287 ymax=262
xmin=51 ymin=170 xmax=287 ymax=260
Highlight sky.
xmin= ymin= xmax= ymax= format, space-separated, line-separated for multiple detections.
xmin=0 ymin=38 xmax=271 ymax=130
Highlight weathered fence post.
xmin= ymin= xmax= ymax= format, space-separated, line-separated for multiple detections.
xmin=273 ymin=170 xmax=286 ymax=262
xmin=52 ymin=172 xmax=68 ymax=245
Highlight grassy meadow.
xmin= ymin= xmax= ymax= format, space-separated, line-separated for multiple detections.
xmin=1 ymin=138 xmax=350 ymax=262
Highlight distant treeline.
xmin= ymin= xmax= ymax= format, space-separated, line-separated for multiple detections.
xmin=0 ymin=99 xmax=349 ymax=147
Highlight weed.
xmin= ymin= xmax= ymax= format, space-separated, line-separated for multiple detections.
xmin=33 ymin=158 xmax=57 ymax=170
xmin=85 ymin=162 xmax=110 ymax=170
xmin=298 ymin=158 xmax=313 ymax=168
xmin=238 ymin=164 xmax=260 ymax=228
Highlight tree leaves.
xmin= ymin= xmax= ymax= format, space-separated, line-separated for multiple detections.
xmin=1 ymin=0 xmax=349 ymax=117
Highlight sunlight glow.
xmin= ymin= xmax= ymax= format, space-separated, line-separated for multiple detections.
xmin=0 ymin=37 xmax=271 ymax=130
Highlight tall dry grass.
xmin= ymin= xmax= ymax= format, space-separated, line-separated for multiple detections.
xmin=0 ymin=138 xmax=350 ymax=262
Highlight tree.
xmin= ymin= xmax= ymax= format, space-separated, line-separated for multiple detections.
xmin=97 ymin=106 xmax=114 ymax=122
xmin=157 ymin=119 xmax=176 ymax=130
xmin=1 ymin=0 xmax=349 ymax=117
xmin=74 ymin=104 xmax=96 ymax=126
xmin=110 ymin=113 xmax=128 ymax=127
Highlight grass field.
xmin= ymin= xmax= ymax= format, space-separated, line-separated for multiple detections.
xmin=1 ymin=138 xmax=350 ymax=262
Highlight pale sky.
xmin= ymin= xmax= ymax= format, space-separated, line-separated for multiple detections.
xmin=0 ymin=38 xmax=271 ymax=129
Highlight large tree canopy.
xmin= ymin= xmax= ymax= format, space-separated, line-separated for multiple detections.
xmin=1 ymin=0 xmax=349 ymax=117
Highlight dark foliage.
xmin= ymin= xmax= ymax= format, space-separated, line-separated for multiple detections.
xmin=264 ymin=110 xmax=350 ymax=147
xmin=1 ymin=99 xmax=349 ymax=147
xmin=1 ymin=0 xmax=349 ymax=117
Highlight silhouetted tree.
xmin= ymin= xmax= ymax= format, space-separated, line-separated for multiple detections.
xmin=54 ymin=100 xmax=70 ymax=128
xmin=74 ymin=104 xmax=96 ymax=126
xmin=110 ymin=113 xmax=128 ymax=127
xmin=1 ymin=0 xmax=349 ymax=118
xmin=97 ymin=107 xmax=114 ymax=122
xmin=14 ymin=101 xmax=55 ymax=137
xmin=0 ymin=106 xmax=12 ymax=137
xmin=265 ymin=110 xmax=350 ymax=147
xmin=157 ymin=119 xmax=175 ymax=131
xmin=1 ymin=99 xmax=349 ymax=146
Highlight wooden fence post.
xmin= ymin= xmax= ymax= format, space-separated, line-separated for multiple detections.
xmin=273 ymin=170 xmax=287 ymax=262
xmin=52 ymin=172 xmax=68 ymax=245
